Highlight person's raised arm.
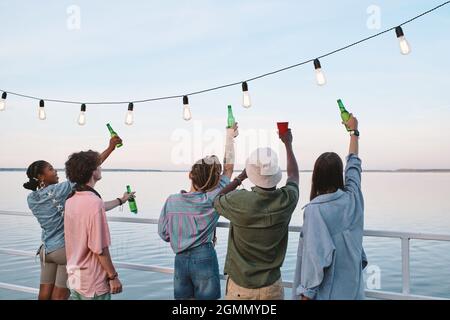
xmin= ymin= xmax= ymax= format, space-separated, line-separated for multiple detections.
xmin=343 ymin=114 xmax=362 ymax=194
xmin=279 ymin=129 xmax=299 ymax=185
xmin=99 ymin=136 xmax=123 ymax=164
xmin=223 ymin=123 xmax=238 ymax=179
xmin=346 ymin=114 xmax=359 ymax=156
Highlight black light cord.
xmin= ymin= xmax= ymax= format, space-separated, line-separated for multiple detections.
xmin=1 ymin=1 xmax=449 ymax=106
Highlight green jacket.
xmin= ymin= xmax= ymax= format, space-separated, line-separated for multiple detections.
xmin=214 ymin=181 xmax=299 ymax=289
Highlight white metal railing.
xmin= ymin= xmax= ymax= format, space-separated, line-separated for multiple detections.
xmin=0 ymin=210 xmax=449 ymax=300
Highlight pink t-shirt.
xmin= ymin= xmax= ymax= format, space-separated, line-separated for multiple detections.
xmin=64 ymin=191 xmax=111 ymax=297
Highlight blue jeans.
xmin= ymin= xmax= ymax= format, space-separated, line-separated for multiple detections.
xmin=174 ymin=242 xmax=221 ymax=300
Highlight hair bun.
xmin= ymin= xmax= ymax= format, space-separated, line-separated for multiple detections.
xmin=23 ymin=179 xmax=39 ymax=191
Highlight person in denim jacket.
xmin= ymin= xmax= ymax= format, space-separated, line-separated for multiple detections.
xmin=293 ymin=114 xmax=368 ymax=300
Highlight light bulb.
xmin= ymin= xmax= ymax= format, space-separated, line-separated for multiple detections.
xmin=242 ymin=82 xmax=251 ymax=108
xmin=78 ymin=112 xmax=86 ymax=125
xmin=78 ymin=104 xmax=86 ymax=126
xmin=182 ymin=95 xmax=191 ymax=121
xmin=125 ymin=102 xmax=134 ymax=125
xmin=0 ymin=92 xmax=7 ymax=111
xmin=395 ymin=26 xmax=411 ymax=55
xmin=314 ymin=59 xmax=326 ymax=86
xmin=38 ymin=100 xmax=46 ymax=120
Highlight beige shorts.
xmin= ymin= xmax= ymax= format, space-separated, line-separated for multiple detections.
xmin=225 ymin=276 xmax=284 ymax=300
xmin=39 ymin=246 xmax=68 ymax=289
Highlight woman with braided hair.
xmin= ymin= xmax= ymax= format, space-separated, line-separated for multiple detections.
xmin=158 ymin=123 xmax=241 ymax=300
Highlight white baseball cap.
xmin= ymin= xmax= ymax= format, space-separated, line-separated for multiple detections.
xmin=245 ymin=147 xmax=282 ymax=189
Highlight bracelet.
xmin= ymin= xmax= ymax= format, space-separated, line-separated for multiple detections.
xmin=107 ymin=272 xmax=118 ymax=281
xmin=234 ymin=177 xmax=242 ymax=186
xmin=116 ymin=198 xmax=123 ymax=206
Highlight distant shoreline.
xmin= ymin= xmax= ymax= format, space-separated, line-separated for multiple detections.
xmin=2 ymin=168 xmax=450 ymax=173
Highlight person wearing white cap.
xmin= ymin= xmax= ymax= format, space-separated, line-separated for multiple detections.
xmin=214 ymin=129 xmax=299 ymax=300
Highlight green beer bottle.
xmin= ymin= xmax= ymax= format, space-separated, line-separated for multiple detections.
xmin=227 ymin=105 xmax=235 ymax=128
xmin=126 ymin=185 xmax=138 ymax=214
xmin=337 ymin=99 xmax=351 ymax=131
xmin=106 ymin=123 xmax=123 ymax=148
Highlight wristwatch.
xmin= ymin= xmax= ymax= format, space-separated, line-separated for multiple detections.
xmin=349 ymin=130 xmax=360 ymax=137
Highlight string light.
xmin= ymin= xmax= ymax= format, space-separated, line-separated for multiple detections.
xmin=0 ymin=1 xmax=447 ymax=122
xmin=78 ymin=104 xmax=86 ymax=126
xmin=38 ymin=100 xmax=46 ymax=120
xmin=242 ymin=82 xmax=251 ymax=108
xmin=182 ymin=96 xmax=192 ymax=121
xmin=313 ymin=59 xmax=326 ymax=86
xmin=125 ymin=102 xmax=134 ymax=125
xmin=0 ymin=92 xmax=6 ymax=111
xmin=395 ymin=26 xmax=411 ymax=55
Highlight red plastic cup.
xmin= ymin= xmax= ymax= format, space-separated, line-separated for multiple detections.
xmin=277 ymin=122 xmax=289 ymax=135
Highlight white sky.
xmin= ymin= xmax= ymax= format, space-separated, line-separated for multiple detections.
xmin=0 ymin=0 xmax=449 ymax=170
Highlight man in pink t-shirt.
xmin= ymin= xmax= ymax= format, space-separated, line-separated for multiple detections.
xmin=64 ymin=150 xmax=134 ymax=300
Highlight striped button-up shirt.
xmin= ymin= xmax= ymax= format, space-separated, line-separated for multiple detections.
xmin=158 ymin=175 xmax=230 ymax=253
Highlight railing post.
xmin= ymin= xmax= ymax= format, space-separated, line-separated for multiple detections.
xmin=401 ymin=237 xmax=411 ymax=295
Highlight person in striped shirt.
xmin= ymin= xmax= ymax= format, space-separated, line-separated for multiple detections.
xmin=158 ymin=124 xmax=240 ymax=300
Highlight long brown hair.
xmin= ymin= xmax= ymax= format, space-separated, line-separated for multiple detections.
xmin=190 ymin=155 xmax=222 ymax=192
xmin=310 ymin=152 xmax=344 ymax=200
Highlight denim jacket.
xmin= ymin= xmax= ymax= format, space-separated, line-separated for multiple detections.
xmin=27 ymin=181 xmax=75 ymax=253
xmin=292 ymin=154 xmax=368 ymax=300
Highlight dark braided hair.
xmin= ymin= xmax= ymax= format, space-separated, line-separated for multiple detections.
xmin=190 ymin=155 xmax=222 ymax=193
xmin=23 ymin=160 xmax=49 ymax=191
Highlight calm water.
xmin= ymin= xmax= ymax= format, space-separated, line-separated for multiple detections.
xmin=1 ymin=171 xmax=450 ymax=299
